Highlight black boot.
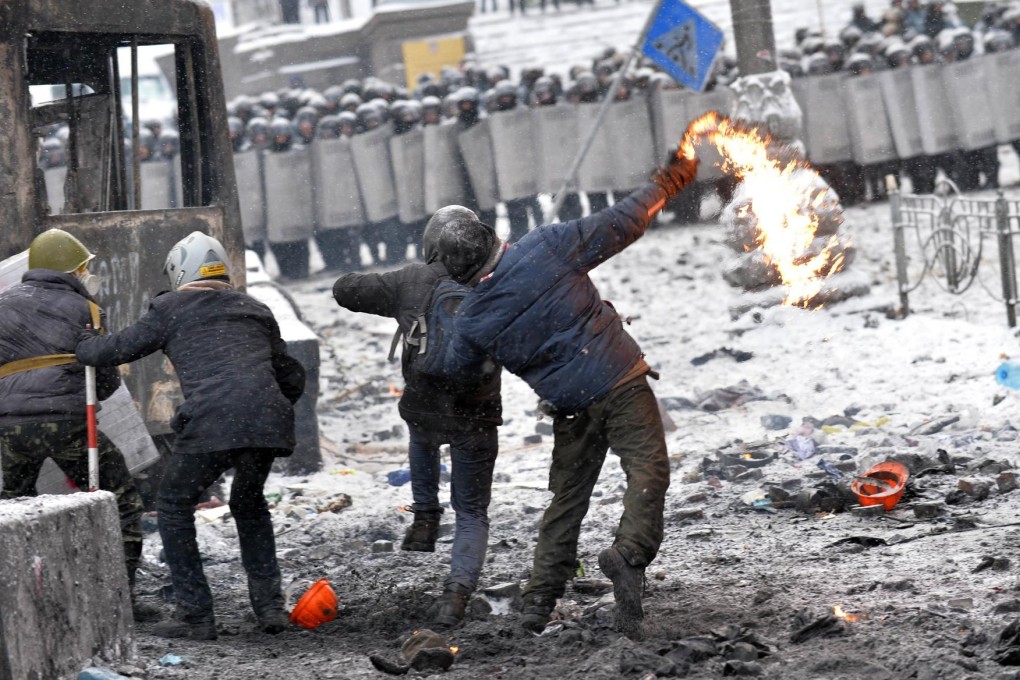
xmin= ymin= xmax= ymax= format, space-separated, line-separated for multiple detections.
xmin=152 ymin=613 xmax=218 ymax=640
xmin=125 ymin=541 xmax=162 ymax=623
xmin=401 ymin=511 xmax=441 ymax=552
xmin=520 ymin=592 xmax=557 ymax=634
xmin=598 ymin=547 xmax=645 ymax=640
xmin=434 ymin=585 xmax=470 ymax=628
xmin=249 ymin=576 xmax=290 ymax=634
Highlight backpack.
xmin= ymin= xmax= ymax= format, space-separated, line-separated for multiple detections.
xmin=400 ymin=278 xmax=473 ymax=379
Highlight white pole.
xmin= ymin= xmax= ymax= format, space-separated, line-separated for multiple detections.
xmin=85 ymin=366 xmax=99 ymax=492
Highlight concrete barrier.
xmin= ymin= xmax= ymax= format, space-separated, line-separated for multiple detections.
xmin=0 ymin=492 xmax=133 ymax=680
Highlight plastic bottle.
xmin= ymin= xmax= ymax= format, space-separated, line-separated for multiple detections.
xmin=996 ymin=361 xmax=1020 ymax=389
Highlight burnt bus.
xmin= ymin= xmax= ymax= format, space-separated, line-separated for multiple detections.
xmin=0 ymin=0 xmax=245 ymax=440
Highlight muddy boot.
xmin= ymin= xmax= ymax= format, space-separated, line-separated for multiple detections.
xmin=434 ymin=586 xmax=470 ymax=628
xmin=598 ymin=547 xmax=645 ymax=640
xmin=401 ymin=511 xmax=441 ymax=552
xmin=249 ymin=576 xmax=290 ymax=634
xmin=520 ymin=592 xmax=556 ymax=634
xmin=152 ymin=613 xmax=217 ymax=640
xmin=125 ymin=542 xmax=163 ymax=623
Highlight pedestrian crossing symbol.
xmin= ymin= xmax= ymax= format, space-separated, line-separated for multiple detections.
xmin=642 ymin=0 xmax=723 ymax=92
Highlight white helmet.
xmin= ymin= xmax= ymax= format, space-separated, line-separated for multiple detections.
xmin=163 ymin=231 xmax=231 ymax=291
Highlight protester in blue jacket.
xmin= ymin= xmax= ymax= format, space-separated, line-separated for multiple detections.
xmin=428 ymin=150 xmax=698 ymax=640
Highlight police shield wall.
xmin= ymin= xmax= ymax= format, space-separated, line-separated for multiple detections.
xmin=389 ymin=130 xmax=427 ymax=223
xmin=985 ymin=51 xmax=1020 ymax=144
xmin=577 ymin=103 xmax=616 ymax=192
xmin=649 ymin=89 xmax=687 ymax=165
xmin=942 ymin=59 xmax=997 ymax=151
xmin=605 ymin=99 xmax=655 ymax=189
xmin=489 ymin=108 xmax=539 ymax=201
xmin=233 ymin=150 xmax=267 ymax=246
xmin=265 ymin=147 xmax=314 ymax=243
xmin=532 ymin=105 xmax=580 ymax=193
xmin=911 ymin=64 xmax=958 ymax=155
xmin=878 ymin=69 xmax=924 ymax=159
xmin=312 ymin=138 xmax=365 ymax=229
xmin=457 ymin=119 xmax=500 ymax=211
xmin=791 ymin=74 xmax=854 ymax=165
xmin=842 ymin=75 xmax=897 ymax=165
xmin=424 ymin=123 xmax=467 ymax=213
xmin=351 ymin=126 xmax=398 ymax=223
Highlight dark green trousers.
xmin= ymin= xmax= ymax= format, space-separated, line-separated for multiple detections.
xmin=0 ymin=420 xmax=145 ymax=572
xmin=524 ymin=375 xmax=670 ymax=600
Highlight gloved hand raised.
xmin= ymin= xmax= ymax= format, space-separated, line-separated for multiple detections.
xmin=650 ymin=150 xmax=699 ymax=198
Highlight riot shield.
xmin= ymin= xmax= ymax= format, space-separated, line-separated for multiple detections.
xmin=911 ymin=64 xmax=958 ymax=155
xmin=985 ymin=51 xmax=1020 ymax=143
xmin=531 ymin=105 xmax=580 ymax=193
xmin=942 ymin=59 xmax=997 ymax=151
xmin=43 ymin=166 xmax=66 ymax=215
xmin=489 ymin=108 xmax=539 ymax=201
xmin=139 ymin=161 xmax=171 ymax=209
xmin=649 ymin=89 xmax=688 ymax=165
xmin=389 ymin=130 xmax=427 ymax=223
xmin=351 ymin=126 xmax=398 ymax=223
xmin=312 ymin=138 xmax=365 ymax=229
xmin=791 ymin=74 xmax=853 ymax=164
xmin=606 ymin=99 xmax=655 ymax=189
xmin=457 ymin=120 xmax=499 ymax=211
xmin=424 ymin=123 xmax=467 ymax=213
xmin=577 ymin=103 xmax=616 ymax=192
xmin=264 ymin=146 xmax=314 ymax=243
xmin=842 ymin=75 xmax=897 ymax=165
xmin=233 ymin=150 xmax=267 ymax=245
xmin=878 ymin=69 xmax=924 ymax=159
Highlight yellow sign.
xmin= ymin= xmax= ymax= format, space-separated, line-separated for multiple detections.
xmin=402 ymin=35 xmax=466 ymax=91
xmin=199 ymin=263 xmax=227 ymax=277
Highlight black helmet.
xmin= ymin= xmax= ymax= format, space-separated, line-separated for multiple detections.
xmin=337 ymin=111 xmax=358 ymax=137
xmin=355 ymin=102 xmax=383 ymax=132
xmin=294 ymin=106 xmax=319 ymax=143
xmin=885 ymin=43 xmax=911 ymax=68
xmin=779 ymin=58 xmax=805 ymax=78
xmin=532 ymin=76 xmax=557 ymax=106
xmin=805 ymin=52 xmax=830 ymax=76
xmin=316 ymin=114 xmax=342 ymax=140
xmin=493 ymin=80 xmax=517 ymax=111
xmin=341 ymin=78 xmax=362 ymax=97
xmin=910 ymin=34 xmax=936 ymax=62
xmin=227 ymin=116 xmax=245 ymax=151
xmin=323 ymin=85 xmax=345 ymax=111
xmin=269 ymin=117 xmax=293 ymax=151
xmin=985 ymin=30 xmax=1015 ymax=53
xmin=952 ymin=28 xmax=975 ymax=60
xmin=840 ymin=25 xmax=863 ymax=49
xmin=391 ymin=100 xmax=421 ymax=134
xmin=158 ymin=130 xmax=180 ymax=158
xmin=846 ymin=53 xmax=874 ymax=76
xmin=423 ymin=205 xmax=501 ymax=284
xmin=613 ymin=75 xmax=632 ymax=101
xmin=258 ymin=91 xmax=280 ymax=113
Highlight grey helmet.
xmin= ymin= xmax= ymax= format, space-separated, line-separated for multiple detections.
xmin=163 ymin=231 xmax=231 ymax=290
xmin=422 ymin=206 xmax=502 ymax=285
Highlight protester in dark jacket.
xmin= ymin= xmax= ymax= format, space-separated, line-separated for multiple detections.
xmin=332 ymin=215 xmax=502 ymax=627
xmin=431 ymin=150 xmax=698 ymax=640
xmin=77 ymin=232 xmax=305 ymax=641
xmin=0 ymin=229 xmax=151 ymax=621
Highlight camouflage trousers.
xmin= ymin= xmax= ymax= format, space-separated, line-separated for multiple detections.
xmin=0 ymin=420 xmax=145 ymax=573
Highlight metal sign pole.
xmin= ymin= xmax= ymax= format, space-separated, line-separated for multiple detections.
xmin=549 ymin=0 xmax=664 ymax=219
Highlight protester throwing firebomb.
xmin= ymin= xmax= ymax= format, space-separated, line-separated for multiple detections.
xmin=426 ymin=146 xmax=699 ymax=640
xmin=76 ymin=232 xmax=306 ymax=640
xmin=331 ymin=221 xmax=502 ymax=628
xmin=0 ymin=229 xmax=154 ymax=622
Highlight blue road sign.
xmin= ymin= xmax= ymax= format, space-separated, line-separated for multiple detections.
xmin=642 ymin=0 xmax=724 ymax=92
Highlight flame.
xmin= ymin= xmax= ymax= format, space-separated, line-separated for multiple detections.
xmin=389 ymin=384 xmax=404 ymax=397
xmin=742 ymin=453 xmax=754 ymax=459
xmin=396 ymin=505 xmax=413 ymax=512
xmin=833 ymin=604 xmax=861 ymax=622
xmin=449 ymin=646 xmax=459 ymax=655
xmin=680 ymin=112 xmax=848 ymax=306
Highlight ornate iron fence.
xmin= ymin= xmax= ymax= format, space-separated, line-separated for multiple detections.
xmin=889 ymin=179 xmax=1019 ymax=327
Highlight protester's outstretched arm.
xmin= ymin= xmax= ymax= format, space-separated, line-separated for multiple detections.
xmin=332 ymin=269 xmax=402 ymax=318
xmin=269 ymin=318 xmax=306 ymax=404
xmin=75 ymin=304 xmax=167 ymax=367
xmin=560 ymin=152 xmax=698 ymax=272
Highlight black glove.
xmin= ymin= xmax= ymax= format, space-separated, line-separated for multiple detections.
xmin=76 ymin=326 xmax=100 ymax=348
xmin=651 ymin=150 xmax=699 ymax=198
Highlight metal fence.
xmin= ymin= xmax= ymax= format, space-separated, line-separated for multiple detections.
xmin=889 ymin=179 xmax=1020 ymax=327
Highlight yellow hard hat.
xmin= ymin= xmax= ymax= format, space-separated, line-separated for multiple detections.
xmin=28 ymin=229 xmax=95 ymax=273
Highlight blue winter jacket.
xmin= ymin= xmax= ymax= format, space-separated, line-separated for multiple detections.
xmin=442 ymin=183 xmax=667 ymax=415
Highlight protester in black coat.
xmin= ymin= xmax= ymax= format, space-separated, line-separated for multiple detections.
xmin=332 ymin=213 xmax=502 ymax=627
xmin=76 ymin=232 xmax=305 ymax=641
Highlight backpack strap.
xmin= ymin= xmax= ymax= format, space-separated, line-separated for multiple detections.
xmin=0 ymin=300 xmax=104 ymax=379
xmin=387 ymin=327 xmax=402 ymax=362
